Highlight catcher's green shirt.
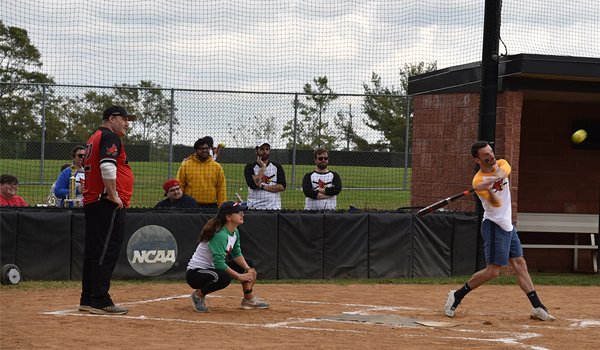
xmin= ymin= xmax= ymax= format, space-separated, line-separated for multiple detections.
xmin=187 ymin=226 xmax=242 ymax=271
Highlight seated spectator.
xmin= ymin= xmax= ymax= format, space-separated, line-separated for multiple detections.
xmin=155 ymin=179 xmax=200 ymax=209
xmin=46 ymin=163 xmax=72 ymax=206
xmin=0 ymin=174 xmax=27 ymax=206
xmin=54 ymin=145 xmax=87 ymax=207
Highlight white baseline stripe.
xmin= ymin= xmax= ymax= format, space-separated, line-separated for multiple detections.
xmin=41 ymin=311 xmax=364 ymax=333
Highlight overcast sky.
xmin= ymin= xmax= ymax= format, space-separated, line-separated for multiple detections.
xmin=3 ymin=0 xmax=598 ymax=94
xmin=2 ymin=0 xmax=598 ymax=147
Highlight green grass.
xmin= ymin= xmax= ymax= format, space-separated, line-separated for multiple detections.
xmin=1 ymin=159 xmax=412 ymax=209
xmin=2 ymin=273 xmax=599 ymax=292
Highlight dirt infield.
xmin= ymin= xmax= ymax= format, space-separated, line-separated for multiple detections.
xmin=2 ymin=283 xmax=599 ymax=349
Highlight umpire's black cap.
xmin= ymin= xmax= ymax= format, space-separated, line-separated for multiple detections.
xmin=103 ymin=105 xmax=136 ymax=121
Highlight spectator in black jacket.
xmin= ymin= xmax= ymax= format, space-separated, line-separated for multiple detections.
xmin=155 ymin=179 xmax=199 ymax=209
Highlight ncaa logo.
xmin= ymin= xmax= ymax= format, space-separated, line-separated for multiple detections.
xmin=127 ymin=225 xmax=178 ymax=276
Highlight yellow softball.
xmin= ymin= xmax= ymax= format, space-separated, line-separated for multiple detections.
xmin=571 ymin=129 xmax=587 ymax=144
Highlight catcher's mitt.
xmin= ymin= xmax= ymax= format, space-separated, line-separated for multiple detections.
xmin=242 ymin=268 xmax=257 ymax=294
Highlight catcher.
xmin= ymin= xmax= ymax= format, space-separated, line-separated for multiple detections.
xmin=186 ymin=201 xmax=270 ymax=312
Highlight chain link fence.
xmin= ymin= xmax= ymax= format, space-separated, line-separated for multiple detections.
xmin=1 ymin=83 xmax=412 ymax=209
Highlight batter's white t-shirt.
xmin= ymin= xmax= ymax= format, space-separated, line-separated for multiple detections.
xmin=473 ymin=159 xmax=513 ymax=231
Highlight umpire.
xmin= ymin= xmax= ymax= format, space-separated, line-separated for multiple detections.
xmin=79 ymin=105 xmax=136 ymax=315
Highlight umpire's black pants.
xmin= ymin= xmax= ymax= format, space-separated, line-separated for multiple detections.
xmin=80 ymin=199 xmax=126 ymax=308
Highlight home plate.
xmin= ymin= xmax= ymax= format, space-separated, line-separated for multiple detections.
xmin=318 ymin=314 xmax=460 ymax=328
xmin=414 ymin=321 xmax=460 ymax=328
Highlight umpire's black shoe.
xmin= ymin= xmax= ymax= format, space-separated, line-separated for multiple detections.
xmin=90 ymin=305 xmax=129 ymax=315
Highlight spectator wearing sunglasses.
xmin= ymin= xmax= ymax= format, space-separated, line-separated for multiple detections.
xmin=302 ymin=148 xmax=342 ymax=210
xmin=54 ymin=145 xmax=87 ymax=207
xmin=45 ymin=163 xmax=72 ymax=206
xmin=155 ymin=179 xmax=199 ymax=209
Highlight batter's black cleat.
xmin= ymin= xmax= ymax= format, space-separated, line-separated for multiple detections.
xmin=89 ymin=305 xmax=129 ymax=315
xmin=78 ymin=305 xmax=91 ymax=312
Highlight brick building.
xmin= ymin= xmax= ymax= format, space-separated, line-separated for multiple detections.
xmin=408 ymin=54 xmax=600 ymax=272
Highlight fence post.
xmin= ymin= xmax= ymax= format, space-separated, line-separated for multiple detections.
xmin=403 ymin=96 xmax=410 ymax=189
xmin=347 ymin=104 xmax=352 ymax=151
xmin=40 ymin=84 xmax=47 ymax=184
xmin=291 ymin=93 xmax=298 ymax=189
xmin=168 ymin=88 xmax=174 ymax=179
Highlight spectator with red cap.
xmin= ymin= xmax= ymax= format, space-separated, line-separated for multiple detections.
xmin=155 ymin=179 xmax=199 ymax=209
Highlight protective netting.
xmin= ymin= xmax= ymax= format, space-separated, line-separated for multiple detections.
xmin=1 ymin=0 xmax=599 ymax=209
xmin=3 ymin=1 xmax=598 ymax=92
xmin=500 ymin=1 xmax=600 ymax=59
xmin=3 ymin=0 xmax=485 ymax=92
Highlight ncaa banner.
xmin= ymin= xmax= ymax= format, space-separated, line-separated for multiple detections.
xmin=127 ymin=225 xmax=178 ymax=276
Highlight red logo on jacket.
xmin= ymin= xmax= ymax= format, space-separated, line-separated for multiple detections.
xmin=106 ymin=144 xmax=118 ymax=156
xmin=492 ymin=179 xmax=506 ymax=192
xmin=262 ymin=174 xmax=275 ymax=184
xmin=318 ymin=179 xmax=330 ymax=188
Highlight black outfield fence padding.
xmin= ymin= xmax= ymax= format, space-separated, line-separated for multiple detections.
xmin=0 ymin=208 xmax=479 ymax=281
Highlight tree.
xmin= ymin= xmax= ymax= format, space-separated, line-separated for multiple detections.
xmin=362 ymin=62 xmax=437 ymax=152
xmin=334 ymin=106 xmax=375 ymax=151
xmin=113 ymin=81 xmax=177 ymax=145
xmin=56 ymin=81 xmax=177 ymax=146
xmin=282 ymin=76 xmax=339 ymax=150
xmin=227 ymin=114 xmax=277 ymax=148
xmin=0 ymin=21 xmax=62 ymax=142
xmin=0 ymin=21 xmax=179 ymax=158
xmin=60 ymin=90 xmax=116 ymax=142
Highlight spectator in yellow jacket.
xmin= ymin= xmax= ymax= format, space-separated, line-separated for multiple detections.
xmin=177 ymin=137 xmax=227 ymax=208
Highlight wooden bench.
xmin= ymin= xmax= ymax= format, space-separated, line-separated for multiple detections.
xmin=516 ymin=213 xmax=598 ymax=272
